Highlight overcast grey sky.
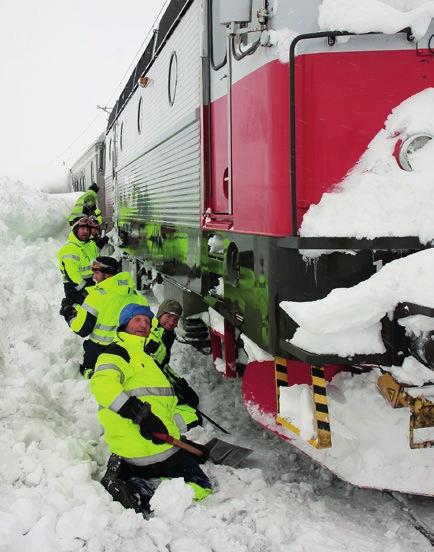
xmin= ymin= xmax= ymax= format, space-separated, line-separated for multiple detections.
xmin=0 ymin=0 xmax=166 ymax=190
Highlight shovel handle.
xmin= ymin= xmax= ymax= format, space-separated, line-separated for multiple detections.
xmin=152 ymin=432 xmax=204 ymax=458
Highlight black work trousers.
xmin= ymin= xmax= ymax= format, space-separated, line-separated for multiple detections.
xmin=127 ymin=450 xmax=212 ymax=490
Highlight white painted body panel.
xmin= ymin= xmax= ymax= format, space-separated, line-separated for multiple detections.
xmin=105 ymin=0 xmax=202 ymax=228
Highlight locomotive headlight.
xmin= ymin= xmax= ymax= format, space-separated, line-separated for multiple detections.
xmin=397 ymin=133 xmax=433 ymax=171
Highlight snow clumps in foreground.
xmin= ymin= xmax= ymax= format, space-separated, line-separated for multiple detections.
xmin=0 ymin=177 xmax=430 ymax=550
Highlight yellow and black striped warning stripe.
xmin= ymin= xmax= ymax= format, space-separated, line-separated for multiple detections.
xmin=275 ymin=358 xmax=332 ymax=449
xmin=275 ymin=356 xmax=288 ymax=405
xmin=275 ymin=356 xmax=304 ymax=439
xmin=311 ymin=365 xmax=332 ymax=448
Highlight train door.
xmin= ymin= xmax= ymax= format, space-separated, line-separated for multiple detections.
xmin=208 ymin=0 xmax=233 ymax=216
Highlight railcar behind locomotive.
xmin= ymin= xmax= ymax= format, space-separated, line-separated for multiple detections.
xmin=71 ymin=0 xmax=434 ymax=494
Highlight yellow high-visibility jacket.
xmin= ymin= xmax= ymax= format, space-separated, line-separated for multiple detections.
xmin=69 ymin=272 xmax=148 ymax=345
xmin=145 ymin=320 xmax=199 ymax=430
xmin=68 ymin=190 xmax=103 ymax=225
xmin=57 ymin=230 xmax=99 ymax=302
xmin=90 ymin=331 xmax=184 ymax=465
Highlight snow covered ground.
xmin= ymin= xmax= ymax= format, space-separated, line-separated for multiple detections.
xmin=0 ymin=180 xmax=432 ymax=551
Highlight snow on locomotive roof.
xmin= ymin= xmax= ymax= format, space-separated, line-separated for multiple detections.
xmin=319 ymin=0 xmax=434 ymax=41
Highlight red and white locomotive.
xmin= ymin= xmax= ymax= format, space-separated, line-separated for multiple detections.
xmin=70 ymin=0 xmax=434 ymax=493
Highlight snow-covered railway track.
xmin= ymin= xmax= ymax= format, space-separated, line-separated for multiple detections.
xmin=391 ymin=493 xmax=434 ymax=545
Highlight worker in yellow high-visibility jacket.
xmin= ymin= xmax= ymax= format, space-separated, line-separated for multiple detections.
xmin=90 ymin=303 xmax=212 ymax=514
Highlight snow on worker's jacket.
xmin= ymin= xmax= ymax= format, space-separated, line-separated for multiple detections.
xmin=68 ymin=190 xmax=103 ymax=225
xmin=57 ymin=230 xmax=99 ymax=302
xmin=69 ymin=272 xmax=148 ymax=345
xmin=90 ymin=331 xmax=183 ymax=466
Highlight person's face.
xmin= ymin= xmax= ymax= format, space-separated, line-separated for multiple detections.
xmin=125 ymin=315 xmax=151 ymax=337
xmin=91 ymin=264 xmax=111 ymax=283
xmin=76 ymin=225 xmax=90 ymax=241
xmin=158 ymin=313 xmax=179 ymax=331
xmin=90 ymin=226 xmax=100 ymax=238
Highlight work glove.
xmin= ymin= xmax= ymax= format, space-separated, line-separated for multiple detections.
xmin=181 ymin=438 xmax=210 ymax=464
xmin=118 ymin=397 xmax=169 ymax=445
xmin=144 ymin=340 xmax=160 ymax=356
xmin=59 ymin=299 xmax=77 ymax=322
xmin=95 ymin=235 xmax=109 ymax=249
xmin=173 ymin=378 xmax=199 ymax=408
xmin=84 ymin=277 xmax=95 ymax=288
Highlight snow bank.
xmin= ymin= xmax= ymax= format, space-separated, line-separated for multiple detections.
xmin=300 ymin=88 xmax=434 ymax=243
xmin=0 ymin=177 xmax=79 ymax=239
xmin=0 ymin=178 xmax=430 ymax=550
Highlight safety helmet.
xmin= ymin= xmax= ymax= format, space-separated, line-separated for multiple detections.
xmin=91 ymin=256 xmax=120 ymax=275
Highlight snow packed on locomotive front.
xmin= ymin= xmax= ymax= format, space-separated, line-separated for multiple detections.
xmin=69 ymin=0 xmax=434 ymax=494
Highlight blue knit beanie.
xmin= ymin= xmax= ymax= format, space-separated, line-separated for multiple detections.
xmin=119 ymin=303 xmax=154 ymax=327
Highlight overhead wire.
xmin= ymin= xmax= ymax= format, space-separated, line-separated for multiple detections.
xmin=50 ymin=0 xmax=170 ymax=168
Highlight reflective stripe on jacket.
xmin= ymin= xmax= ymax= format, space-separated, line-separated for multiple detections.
xmin=90 ymin=331 xmax=181 ymax=464
xmin=69 ymin=272 xmax=148 ymax=345
xmin=145 ymin=321 xmax=199 ymax=429
xmin=145 ymin=319 xmax=176 ymax=368
xmin=57 ymin=230 xmax=99 ymax=288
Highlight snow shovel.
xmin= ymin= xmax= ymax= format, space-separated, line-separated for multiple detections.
xmin=196 ymin=408 xmax=230 ymax=434
xmin=152 ymin=433 xmax=252 ymax=467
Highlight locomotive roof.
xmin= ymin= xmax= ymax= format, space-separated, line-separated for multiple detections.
xmin=107 ymin=0 xmax=193 ymax=132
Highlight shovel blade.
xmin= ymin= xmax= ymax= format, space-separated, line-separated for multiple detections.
xmin=204 ymin=438 xmax=252 ymax=467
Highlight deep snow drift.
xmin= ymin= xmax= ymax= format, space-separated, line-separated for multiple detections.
xmin=0 ymin=177 xmax=431 ymax=550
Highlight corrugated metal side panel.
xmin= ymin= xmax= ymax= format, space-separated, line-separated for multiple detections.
xmin=110 ymin=0 xmax=201 ymax=173
xmin=104 ymin=173 xmax=114 ymax=219
xmin=105 ymin=0 xmax=201 ymax=229
xmin=117 ymin=120 xmax=200 ymax=226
